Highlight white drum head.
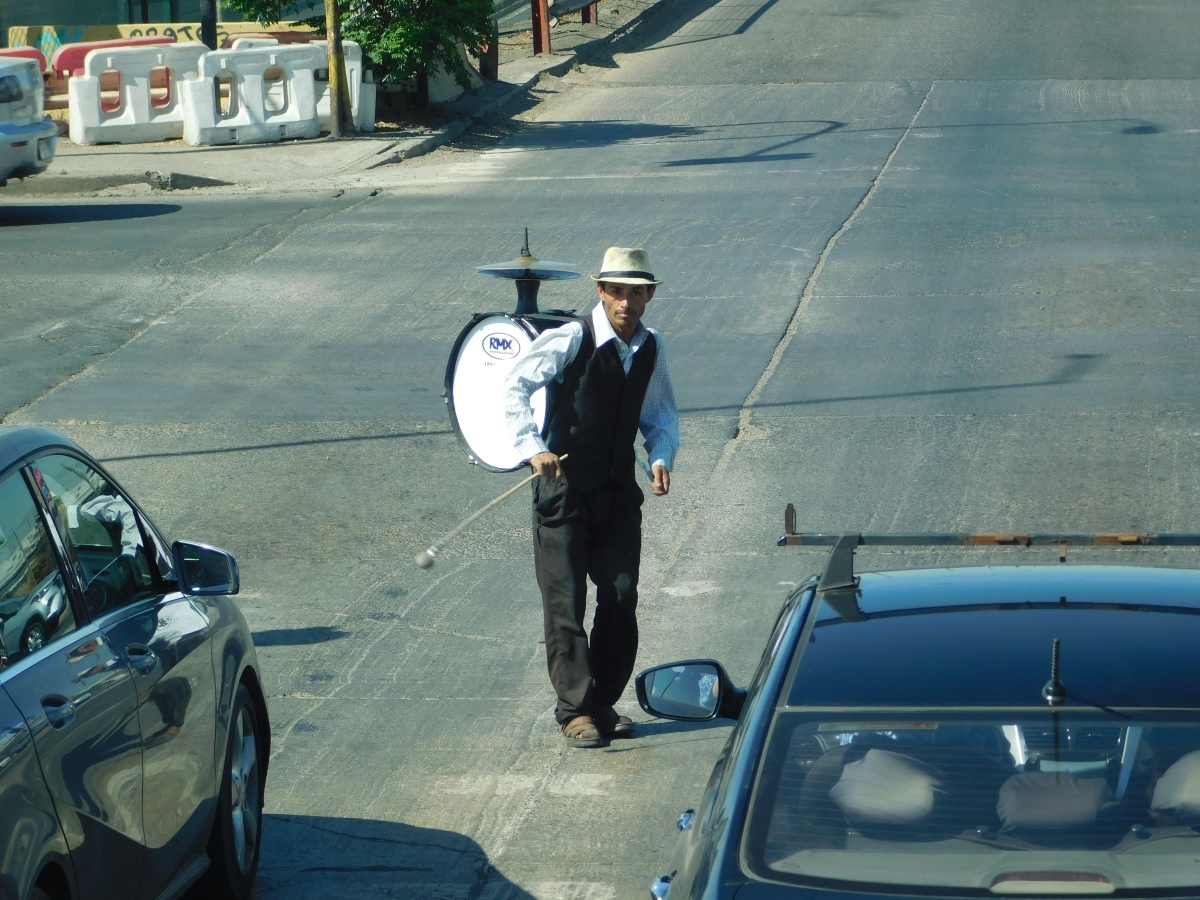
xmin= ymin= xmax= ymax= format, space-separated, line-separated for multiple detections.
xmin=448 ymin=314 xmax=547 ymax=472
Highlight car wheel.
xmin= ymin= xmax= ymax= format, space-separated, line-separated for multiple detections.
xmin=21 ymin=619 xmax=46 ymax=654
xmin=202 ymin=684 xmax=265 ymax=899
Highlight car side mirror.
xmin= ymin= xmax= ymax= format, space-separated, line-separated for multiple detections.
xmin=635 ymin=659 xmax=745 ymax=721
xmin=172 ymin=541 xmax=240 ymax=596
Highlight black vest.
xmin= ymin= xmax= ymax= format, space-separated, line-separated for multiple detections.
xmin=545 ymin=316 xmax=658 ymax=491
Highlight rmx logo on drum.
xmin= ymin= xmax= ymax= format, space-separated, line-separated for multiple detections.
xmin=482 ymin=333 xmax=520 ymax=360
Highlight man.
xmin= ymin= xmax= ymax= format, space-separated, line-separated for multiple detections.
xmin=505 ymin=247 xmax=680 ymax=748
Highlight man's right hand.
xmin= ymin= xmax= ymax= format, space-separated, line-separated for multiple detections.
xmin=530 ymin=452 xmax=565 ymax=481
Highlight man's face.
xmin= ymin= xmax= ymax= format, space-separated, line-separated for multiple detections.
xmin=598 ymin=281 xmax=655 ymax=336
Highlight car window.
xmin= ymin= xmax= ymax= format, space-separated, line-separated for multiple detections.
xmin=31 ymin=455 xmax=161 ymax=619
xmin=0 ymin=469 xmax=76 ymax=664
xmin=745 ymin=712 xmax=1200 ymax=895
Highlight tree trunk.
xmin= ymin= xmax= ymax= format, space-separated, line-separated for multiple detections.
xmin=199 ymin=0 xmax=217 ymax=49
xmin=325 ymin=0 xmax=345 ymax=135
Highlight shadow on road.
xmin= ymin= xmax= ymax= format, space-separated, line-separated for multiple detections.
xmin=461 ymin=108 xmax=847 ymax=161
xmin=98 ymin=429 xmax=454 ymax=463
xmin=681 ymin=354 xmax=1103 ymax=415
xmin=0 ymin=203 xmax=181 ymax=226
xmin=584 ymin=0 xmax=778 ymax=67
xmin=226 ymin=814 xmax=535 ymax=899
xmin=662 ymin=119 xmax=844 ymax=167
xmin=253 ymin=626 xmax=349 ymax=646
xmin=471 ymin=117 xmax=704 ymax=153
xmin=603 ymin=718 xmax=732 ymax=754
xmin=667 ymin=149 xmax=815 ymax=166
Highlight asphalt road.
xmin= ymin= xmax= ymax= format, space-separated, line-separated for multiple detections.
xmin=4 ymin=0 xmax=1200 ymax=897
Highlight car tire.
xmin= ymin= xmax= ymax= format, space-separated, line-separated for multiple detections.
xmin=201 ymin=683 xmax=265 ymax=900
xmin=21 ymin=618 xmax=46 ymax=654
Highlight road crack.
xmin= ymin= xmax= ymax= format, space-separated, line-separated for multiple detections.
xmin=656 ymin=81 xmax=937 ymax=570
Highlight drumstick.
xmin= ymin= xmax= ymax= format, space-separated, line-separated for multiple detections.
xmin=416 ymin=454 xmax=568 ymax=569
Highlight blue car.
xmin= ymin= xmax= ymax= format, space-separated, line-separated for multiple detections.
xmin=639 ymin=527 xmax=1200 ymax=900
xmin=0 ymin=426 xmax=268 ymax=900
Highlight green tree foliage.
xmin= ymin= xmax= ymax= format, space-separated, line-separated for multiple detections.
xmin=221 ymin=0 xmax=492 ymax=88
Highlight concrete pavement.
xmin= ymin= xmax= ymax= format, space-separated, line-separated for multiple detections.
xmin=3 ymin=0 xmax=662 ymax=197
xmin=5 ymin=59 xmax=567 ymax=196
xmin=4 ymin=0 xmax=1200 ymax=898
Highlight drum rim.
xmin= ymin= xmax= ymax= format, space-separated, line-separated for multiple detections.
xmin=445 ymin=312 xmax=543 ymax=473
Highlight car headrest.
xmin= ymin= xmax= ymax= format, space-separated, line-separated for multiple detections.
xmin=1152 ymin=749 xmax=1200 ymax=815
xmin=830 ymin=748 xmax=943 ymax=825
xmin=997 ymin=772 xmax=1110 ymax=829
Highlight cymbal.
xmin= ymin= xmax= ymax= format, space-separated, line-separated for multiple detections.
xmin=476 ymin=228 xmax=580 ymax=281
xmin=475 ymin=255 xmax=580 ymax=280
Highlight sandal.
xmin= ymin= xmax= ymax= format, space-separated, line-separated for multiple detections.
xmin=594 ymin=706 xmax=635 ymax=738
xmin=559 ymin=715 xmax=605 ymax=748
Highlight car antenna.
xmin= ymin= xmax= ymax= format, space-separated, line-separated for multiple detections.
xmin=1038 ymin=637 xmax=1128 ymax=718
xmin=1042 ymin=638 xmax=1067 ymax=706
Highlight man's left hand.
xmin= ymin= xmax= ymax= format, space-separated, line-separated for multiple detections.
xmin=651 ymin=465 xmax=670 ymax=496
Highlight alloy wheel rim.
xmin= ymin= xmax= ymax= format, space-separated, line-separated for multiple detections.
xmin=25 ymin=626 xmax=45 ymax=652
xmin=229 ymin=706 xmax=260 ymax=873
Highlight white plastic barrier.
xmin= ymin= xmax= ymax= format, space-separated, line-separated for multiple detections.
xmin=226 ymin=38 xmax=375 ymax=132
xmin=68 ymin=42 xmax=207 ymax=145
xmin=181 ymin=43 xmax=325 ymax=146
xmin=358 ymin=75 xmax=376 ymax=133
xmin=310 ymin=41 xmax=374 ymax=132
xmin=229 ymin=39 xmax=277 ymax=50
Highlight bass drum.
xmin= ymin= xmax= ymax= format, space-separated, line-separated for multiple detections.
xmin=445 ymin=313 xmax=549 ymax=472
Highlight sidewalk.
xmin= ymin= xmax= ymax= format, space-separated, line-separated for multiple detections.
xmin=5 ymin=0 xmax=659 ymax=197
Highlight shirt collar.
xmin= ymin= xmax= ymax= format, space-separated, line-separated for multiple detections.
xmin=590 ymin=302 xmax=648 ymax=349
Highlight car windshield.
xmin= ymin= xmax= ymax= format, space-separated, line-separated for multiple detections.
xmin=745 ymin=712 xmax=1200 ymax=896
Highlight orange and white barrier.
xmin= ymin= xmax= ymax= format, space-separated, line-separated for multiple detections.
xmin=51 ymin=36 xmax=176 ymax=78
xmin=0 ymin=47 xmax=48 ymax=71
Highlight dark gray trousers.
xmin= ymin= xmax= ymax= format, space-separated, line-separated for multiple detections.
xmin=532 ymin=476 xmax=642 ymax=724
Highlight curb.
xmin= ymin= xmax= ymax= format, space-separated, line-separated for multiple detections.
xmin=351 ymin=54 xmax=576 ymax=172
xmin=349 ymin=0 xmax=669 ymax=172
xmin=4 ymin=169 xmax=231 ymax=196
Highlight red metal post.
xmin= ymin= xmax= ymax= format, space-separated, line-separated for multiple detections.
xmin=531 ymin=0 xmax=551 ymax=54
xmin=581 ymin=2 xmax=598 ymax=24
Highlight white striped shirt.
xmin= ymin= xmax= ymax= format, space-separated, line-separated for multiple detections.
xmin=504 ymin=303 xmax=680 ymax=472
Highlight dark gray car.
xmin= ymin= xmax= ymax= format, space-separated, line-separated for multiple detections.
xmin=0 ymin=425 xmax=269 ymax=900
xmin=638 ymin=529 xmax=1200 ymax=900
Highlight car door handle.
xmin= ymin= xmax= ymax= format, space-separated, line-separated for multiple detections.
xmin=41 ymin=695 xmax=75 ymax=729
xmin=126 ymin=644 xmax=158 ymax=675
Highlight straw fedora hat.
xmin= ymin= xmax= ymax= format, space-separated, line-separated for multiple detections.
xmin=591 ymin=247 xmax=662 ymax=285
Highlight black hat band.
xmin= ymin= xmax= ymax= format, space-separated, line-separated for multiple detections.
xmin=598 ymin=270 xmax=656 ymax=281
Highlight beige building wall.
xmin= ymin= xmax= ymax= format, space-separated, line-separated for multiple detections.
xmin=1 ymin=0 xmax=208 ymax=46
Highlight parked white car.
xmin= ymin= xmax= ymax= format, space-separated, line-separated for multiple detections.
xmin=0 ymin=55 xmax=56 ymax=187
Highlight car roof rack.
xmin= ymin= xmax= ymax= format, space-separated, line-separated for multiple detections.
xmin=778 ymin=503 xmax=1200 ymax=623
